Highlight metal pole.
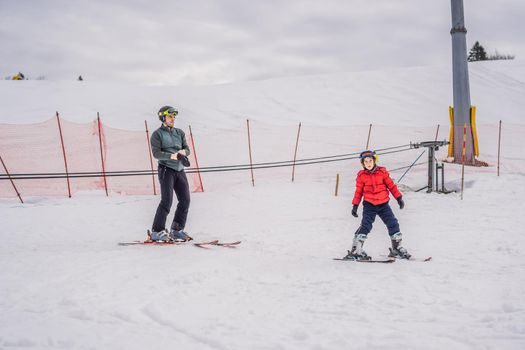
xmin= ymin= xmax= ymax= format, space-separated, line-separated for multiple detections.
xmin=427 ymin=147 xmax=434 ymax=193
xmin=450 ymin=0 xmax=475 ymax=164
xmin=435 ymin=161 xmax=439 ymax=192
xmin=441 ymin=164 xmax=445 ymax=192
xmin=461 ymin=123 xmax=467 ymax=200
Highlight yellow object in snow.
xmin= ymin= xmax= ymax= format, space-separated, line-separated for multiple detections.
xmin=447 ymin=105 xmax=480 ymax=158
xmin=11 ymin=73 xmax=25 ymax=80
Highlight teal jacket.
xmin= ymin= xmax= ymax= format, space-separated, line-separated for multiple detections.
xmin=150 ymin=125 xmax=191 ymax=171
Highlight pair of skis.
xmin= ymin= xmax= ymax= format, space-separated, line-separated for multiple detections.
xmin=118 ymin=239 xmax=241 ymax=248
xmin=333 ymin=256 xmax=432 ymax=263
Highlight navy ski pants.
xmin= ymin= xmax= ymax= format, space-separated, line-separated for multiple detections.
xmin=152 ymin=165 xmax=190 ymax=232
xmin=356 ymin=201 xmax=400 ymax=236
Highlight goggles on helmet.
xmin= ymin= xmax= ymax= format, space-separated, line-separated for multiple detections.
xmin=359 ymin=150 xmax=376 ymax=159
xmin=160 ymin=107 xmax=178 ymax=118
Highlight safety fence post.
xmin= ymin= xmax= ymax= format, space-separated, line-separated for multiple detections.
xmin=188 ymin=125 xmax=204 ymax=192
xmin=291 ymin=122 xmax=301 ymax=182
xmin=0 ymin=154 xmax=23 ymax=203
xmin=97 ymin=112 xmax=109 ymax=196
xmin=56 ymin=112 xmax=72 ymax=197
xmin=335 ymin=173 xmax=340 ymax=197
xmin=497 ymin=120 xmax=502 ymax=177
xmin=145 ymin=120 xmax=157 ymax=195
xmin=366 ymin=123 xmax=373 ymax=149
xmin=246 ymin=119 xmax=255 ymax=187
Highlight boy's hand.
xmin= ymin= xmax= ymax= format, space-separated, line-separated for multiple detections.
xmin=351 ymin=205 xmax=359 ymax=217
xmin=397 ymin=196 xmax=405 ymax=209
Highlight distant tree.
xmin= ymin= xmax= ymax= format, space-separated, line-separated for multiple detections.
xmin=468 ymin=41 xmax=488 ymax=62
xmin=488 ymin=50 xmax=515 ymax=61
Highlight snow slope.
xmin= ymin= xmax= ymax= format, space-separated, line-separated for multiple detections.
xmin=1 ymin=61 xmax=525 ymax=349
xmin=1 ymin=60 xmax=524 ymax=130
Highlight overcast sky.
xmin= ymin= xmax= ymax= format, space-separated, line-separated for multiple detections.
xmin=1 ymin=0 xmax=524 ymax=85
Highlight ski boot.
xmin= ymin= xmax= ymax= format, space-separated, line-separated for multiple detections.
xmin=148 ymin=229 xmax=171 ymax=242
xmin=169 ymin=229 xmax=193 ymax=242
xmin=388 ymin=232 xmax=411 ymax=259
xmin=344 ymin=233 xmax=371 ymax=260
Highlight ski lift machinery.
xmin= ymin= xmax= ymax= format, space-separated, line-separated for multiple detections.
xmin=411 ymin=141 xmax=453 ymax=194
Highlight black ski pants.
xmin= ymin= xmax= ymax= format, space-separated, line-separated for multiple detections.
xmin=152 ymin=165 xmax=190 ymax=232
xmin=355 ymin=201 xmax=400 ymax=236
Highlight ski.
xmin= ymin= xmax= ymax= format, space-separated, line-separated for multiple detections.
xmin=194 ymin=240 xmax=242 ymax=248
xmin=333 ymin=257 xmax=395 ymax=263
xmin=193 ymin=240 xmax=220 ymax=248
xmin=399 ymin=256 xmax=432 ymax=262
xmin=212 ymin=241 xmax=242 ymax=247
xmin=380 ymin=254 xmax=432 ymax=262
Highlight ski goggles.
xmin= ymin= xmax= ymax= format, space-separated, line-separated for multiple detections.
xmin=359 ymin=150 xmax=376 ymax=159
xmin=160 ymin=108 xmax=178 ymax=118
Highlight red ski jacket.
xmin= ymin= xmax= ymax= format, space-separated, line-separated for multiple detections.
xmin=352 ymin=166 xmax=402 ymax=206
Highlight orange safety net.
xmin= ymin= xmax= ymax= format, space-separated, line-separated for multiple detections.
xmin=0 ymin=116 xmax=204 ymax=199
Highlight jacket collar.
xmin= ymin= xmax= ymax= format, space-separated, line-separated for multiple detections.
xmin=365 ymin=165 xmax=378 ymax=174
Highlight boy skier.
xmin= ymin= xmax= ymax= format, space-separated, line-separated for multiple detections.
xmin=345 ymin=150 xmax=411 ymax=260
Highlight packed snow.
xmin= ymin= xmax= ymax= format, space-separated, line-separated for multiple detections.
xmin=1 ymin=60 xmax=525 ymax=349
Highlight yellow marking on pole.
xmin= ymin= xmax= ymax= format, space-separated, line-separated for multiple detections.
xmin=470 ymin=106 xmax=480 ymax=157
xmin=448 ymin=106 xmax=454 ymax=157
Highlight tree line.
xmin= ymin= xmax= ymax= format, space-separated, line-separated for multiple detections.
xmin=468 ymin=41 xmax=515 ymax=62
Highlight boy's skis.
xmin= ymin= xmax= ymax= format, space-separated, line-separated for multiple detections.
xmin=334 ymin=248 xmax=431 ymax=263
xmin=333 ymin=254 xmax=432 ymax=263
xmin=333 ymin=257 xmax=395 ymax=263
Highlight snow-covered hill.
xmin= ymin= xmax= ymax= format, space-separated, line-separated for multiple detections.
xmin=1 ymin=60 xmax=524 ymax=130
xmin=1 ymin=61 xmax=525 ymax=349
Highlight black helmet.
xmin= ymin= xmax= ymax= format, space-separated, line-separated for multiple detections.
xmin=158 ymin=105 xmax=178 ymax=122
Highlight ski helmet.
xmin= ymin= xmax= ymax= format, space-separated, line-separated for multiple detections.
xmin=158 ymin=105 xmax=178 ymax=122
xmin=359 ymin=150 xmax=378 ymax=164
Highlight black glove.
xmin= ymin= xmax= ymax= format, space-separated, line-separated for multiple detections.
xmin=397 ymin=196 xmax=405 ymax=210
xmin=177 ymin=153 xmax=191 ymax=167
xmin=351 ymin=204 xmax=359 ymax=218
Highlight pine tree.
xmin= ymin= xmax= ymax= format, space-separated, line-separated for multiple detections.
xmin=468 ymin=41 xmax=488 ymax=62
